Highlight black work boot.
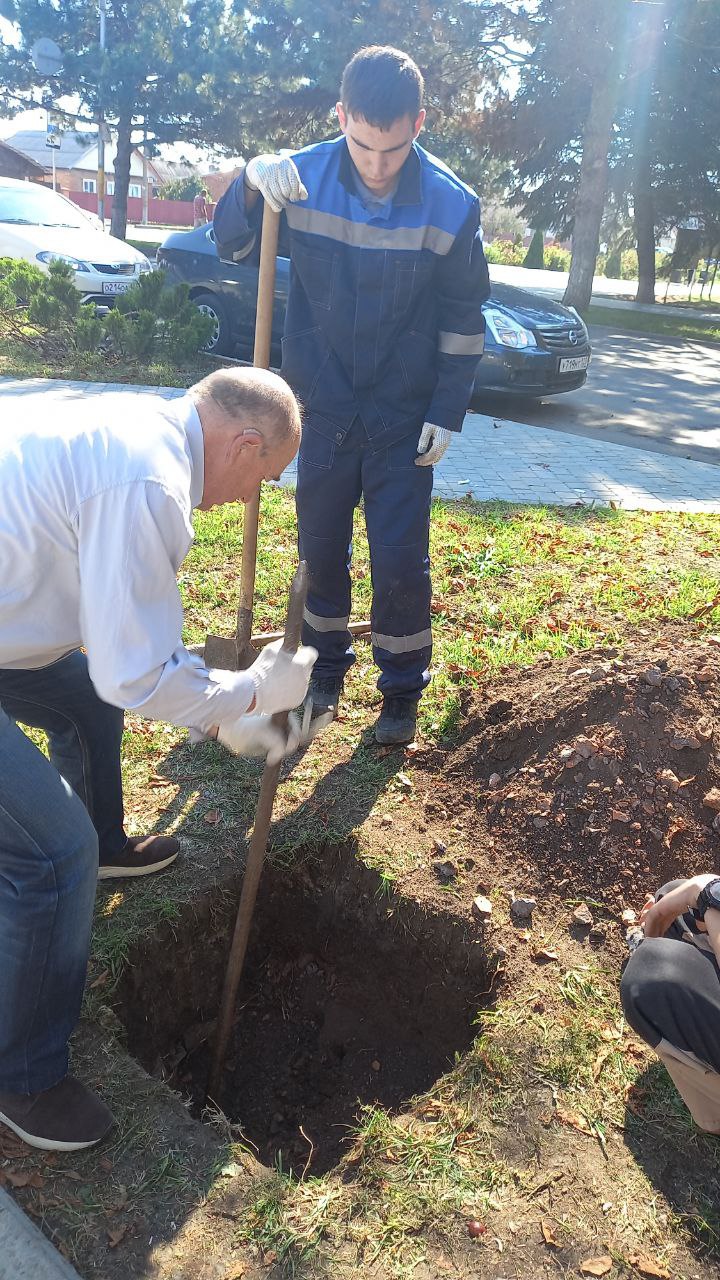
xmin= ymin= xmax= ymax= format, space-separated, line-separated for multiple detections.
xmin=0 ymin=1076 xmax=114 ymax=1152
xmin=304 ymin=674 xmax=344 ymax=722
xmin=375 ymin=697 xmax=418 ymax=746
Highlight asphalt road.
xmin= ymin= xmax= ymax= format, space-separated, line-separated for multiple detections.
xmin=474 ymin=327 xmax=720 ymax=468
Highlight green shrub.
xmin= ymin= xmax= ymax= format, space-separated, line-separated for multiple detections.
xmin=605 ymin=247 xmax=622 ymax=278
xmin=0 ymin=257 xmax=211 ymax=365
xmin=484 ymin=238 xmax=526 ymax=266
xmin=159 ymin=176 xmax=209 ymax=201
xmin=621 ymin=249 xmax=639 ymax=280
xmin=523 ymin=228 xmax=545 ymax=269
xmin=544 ymin=245 xmax=571 ymax=272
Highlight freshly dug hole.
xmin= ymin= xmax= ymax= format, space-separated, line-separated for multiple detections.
xmin=113 ymin=843 xmax=492 ymax=1176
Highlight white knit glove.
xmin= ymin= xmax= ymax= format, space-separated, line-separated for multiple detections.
xmin=248 ymin=639 xmax=317 ymax=715
xmin=244 ymin=155 xmax=308 ymax=213
xmin=415 ymin=422 xmax=452 ymax=466
xmin=217 ymin=712 xmax=301 ymax=766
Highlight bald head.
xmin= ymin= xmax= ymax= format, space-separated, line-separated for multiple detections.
xmin=191 ymin=368 xmax=302 ymax=510
xmin=192 ymin=367 xmax=301 ymax=446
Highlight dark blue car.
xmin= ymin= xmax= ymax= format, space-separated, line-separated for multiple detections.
xmin=157 ymin=224 xmax=591 ymax=399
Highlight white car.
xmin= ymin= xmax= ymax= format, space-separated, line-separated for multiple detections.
xmin=0 ymin=176 xmax=152 ymax=303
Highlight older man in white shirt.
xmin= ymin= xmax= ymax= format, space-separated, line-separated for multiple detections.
xmin=0 ymin=366 xmax=316 ymax=1153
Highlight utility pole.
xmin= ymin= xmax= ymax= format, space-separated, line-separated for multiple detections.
xmin=97 ymin=0 xmax=107 ymax=225
xmin=142 ymin=116 xmax=149 ymax=225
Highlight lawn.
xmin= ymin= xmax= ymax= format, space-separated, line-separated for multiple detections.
xmin=586 ymin=303 xmax=720 ymax=345
xmin=7 ymin=491 xmax=720 ymax=1280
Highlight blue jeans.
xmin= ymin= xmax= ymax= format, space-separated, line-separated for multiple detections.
xmin=0 ymin=651 xmax=127 ymax=859
xmin=0 ymin=705 xmax=98 ymax=1092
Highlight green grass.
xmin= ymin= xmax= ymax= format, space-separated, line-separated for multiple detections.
xmin=106 ymin=491 xmax=720 ymax=902
xmin=0 ymin=342 xmax=217 ymax=386
xmin=19 ymin=489 xmax=720 ymax=1279
xmin=585 ymin=303 xmax=720 ymax=345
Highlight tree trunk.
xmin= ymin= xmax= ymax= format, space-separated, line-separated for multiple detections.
xmin=562 ymin=73 xmax=618 ymax=311
xmin=634 ymin=149 xmax=656 ymax=304
xmin=110 ymin=105 xmax=133 ymax=240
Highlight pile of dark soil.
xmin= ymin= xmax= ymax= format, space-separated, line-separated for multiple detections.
xmin=423 ymin=624 xmax=720 ymax=913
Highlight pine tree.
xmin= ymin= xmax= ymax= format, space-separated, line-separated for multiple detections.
xmin=523 ymin=229 xmax=545 ymax=270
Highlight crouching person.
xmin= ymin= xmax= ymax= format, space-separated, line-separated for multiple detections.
xmin=621 ymin=874 xmax=720 ymax=1132
xmin=0 ymin=367 xmax=316 ymax=1152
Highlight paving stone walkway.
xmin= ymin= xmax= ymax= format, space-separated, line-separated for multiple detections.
xmin=3 ymin=377 xmax=720 ymax=512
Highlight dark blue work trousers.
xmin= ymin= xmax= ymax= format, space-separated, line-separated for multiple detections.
xmin=297 ymin=418 xmax=433 ymax=700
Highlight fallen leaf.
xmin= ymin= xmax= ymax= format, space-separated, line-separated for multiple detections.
xmin=4 ymin=1169 xmax=44 ymax=1189
xmin=580 ymin=1258 xmax=612 ymax=1276
xmin=107 ymin=1224 xmax=128 ymax=1249
xmin=541 ymin=1219 xmax=560 ymax=1247
xmin=223 ymin=1264 xmax=248 ymax=1279
xmin=555 ymin=1104 xmax=591 ymax=1133
xmin=593 ymin=1045 xmax=613 ymax=1080
xmin=60 ymin=1169 xmax=83 ymax=1181
xmin=203 ymin=808 xmax=221 ymax=825
xmin=534 ymin=948 xmax=559 ymax=963
xmin=89 ymin=970 xmax=110 ymax=989
xmin=98 ymin=1157 xmax=114 ymax=1173
xmin=628 ymin=1254 xmax=670 ymax=1279
xmin=689 ymin=594 xmax=720 ymax=619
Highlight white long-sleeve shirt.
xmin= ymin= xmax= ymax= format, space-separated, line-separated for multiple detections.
xmin=0 ymin=389 xmax=255 ymax=731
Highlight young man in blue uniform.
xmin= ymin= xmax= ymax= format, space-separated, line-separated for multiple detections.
xmin=215 ymin=46 xmax=490 ymax=743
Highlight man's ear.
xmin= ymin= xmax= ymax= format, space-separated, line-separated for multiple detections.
xmin=228 ymin=428 xmax=263 ymax=464
xmin=414 ymin=108 xmax=426 ymax=139
xmin=336 ymin=102 xmax=347 ymax=132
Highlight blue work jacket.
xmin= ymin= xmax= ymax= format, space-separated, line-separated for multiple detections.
xmin=214 ymin=136 xmax=490 ymax=447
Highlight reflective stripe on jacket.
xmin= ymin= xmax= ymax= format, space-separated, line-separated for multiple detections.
xmin=214 ymin=136 xmax=490 ymax=445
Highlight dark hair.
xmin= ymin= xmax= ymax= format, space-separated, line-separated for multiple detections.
xmin=340 ymin=46 xmax=424 ymax=128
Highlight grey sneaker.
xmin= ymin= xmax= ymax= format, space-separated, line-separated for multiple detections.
xmin=304 ymin=674 xmax=344 ymax=721
xmin=375 ymin=697 xmax=418 ymax=745
xmin=0 ymin=1075 xmax=114 ymax=1152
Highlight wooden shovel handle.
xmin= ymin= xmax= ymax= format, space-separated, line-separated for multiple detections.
xmin=207 ymin=562 xmax=308 ymax=1104
xmin=236 ymin=204 xmax=281 ymax=649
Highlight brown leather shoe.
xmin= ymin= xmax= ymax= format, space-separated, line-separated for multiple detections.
xmin=0 ymin=1076 xmax=114 ymax=1152
xmin=98 ymin=833 xmax=179 ymax=880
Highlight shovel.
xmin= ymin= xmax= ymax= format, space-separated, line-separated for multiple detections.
xmin=204 ymin=202 xmax=282 ymax=671
xmin=206 ymin=560 xmax=308 ymax=1104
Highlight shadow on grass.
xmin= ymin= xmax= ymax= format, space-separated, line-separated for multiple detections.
xmin=624 ymin=1060 xmax=720 ymax=1261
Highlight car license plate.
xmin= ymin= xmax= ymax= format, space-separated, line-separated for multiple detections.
xmin=102 ymin=280 xmax=132 ymax=294
xmin=558 ymin=354 xmax=590 ymax=374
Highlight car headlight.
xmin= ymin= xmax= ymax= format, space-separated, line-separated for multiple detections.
xmin=36 ymin=251 xmax=91 ymax=272
xmin=135 ymin=259 xmax=152 ymax=274
xmin=483 ymin=307 xmax=537 ymax=349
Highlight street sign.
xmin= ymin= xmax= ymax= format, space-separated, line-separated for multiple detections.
xmin=31 ymin=37 xmax=63 ymax=76
xmin=46 ymin=109 xmax=64 ymax=149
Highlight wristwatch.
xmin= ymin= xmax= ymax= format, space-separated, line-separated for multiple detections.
xmin=693 ymin=877 xmax=720 ymax=921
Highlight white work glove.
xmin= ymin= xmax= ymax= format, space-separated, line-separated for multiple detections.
xmin=415 ymin=422 xmax=452 ymax=467
xmin=244 ymin=154 xmax=308 ymax=213
xmin=191 ymin=704 xmax=333 ymax=764
xmin=248 ymin=639 xmax=317 ymax=715
xmin=217 ymin=711 xmax=302 ymax=766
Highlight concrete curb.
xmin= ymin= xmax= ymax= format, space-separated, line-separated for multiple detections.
xmin=0 ymin=1188 xmax=82 ymax=1279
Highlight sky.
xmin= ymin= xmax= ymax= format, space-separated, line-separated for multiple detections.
xmin=0 ymin=15 xmax=241 ymax=170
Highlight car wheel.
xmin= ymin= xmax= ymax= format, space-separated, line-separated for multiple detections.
xmin=194 ymin=292 xmax=232 ymax=356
